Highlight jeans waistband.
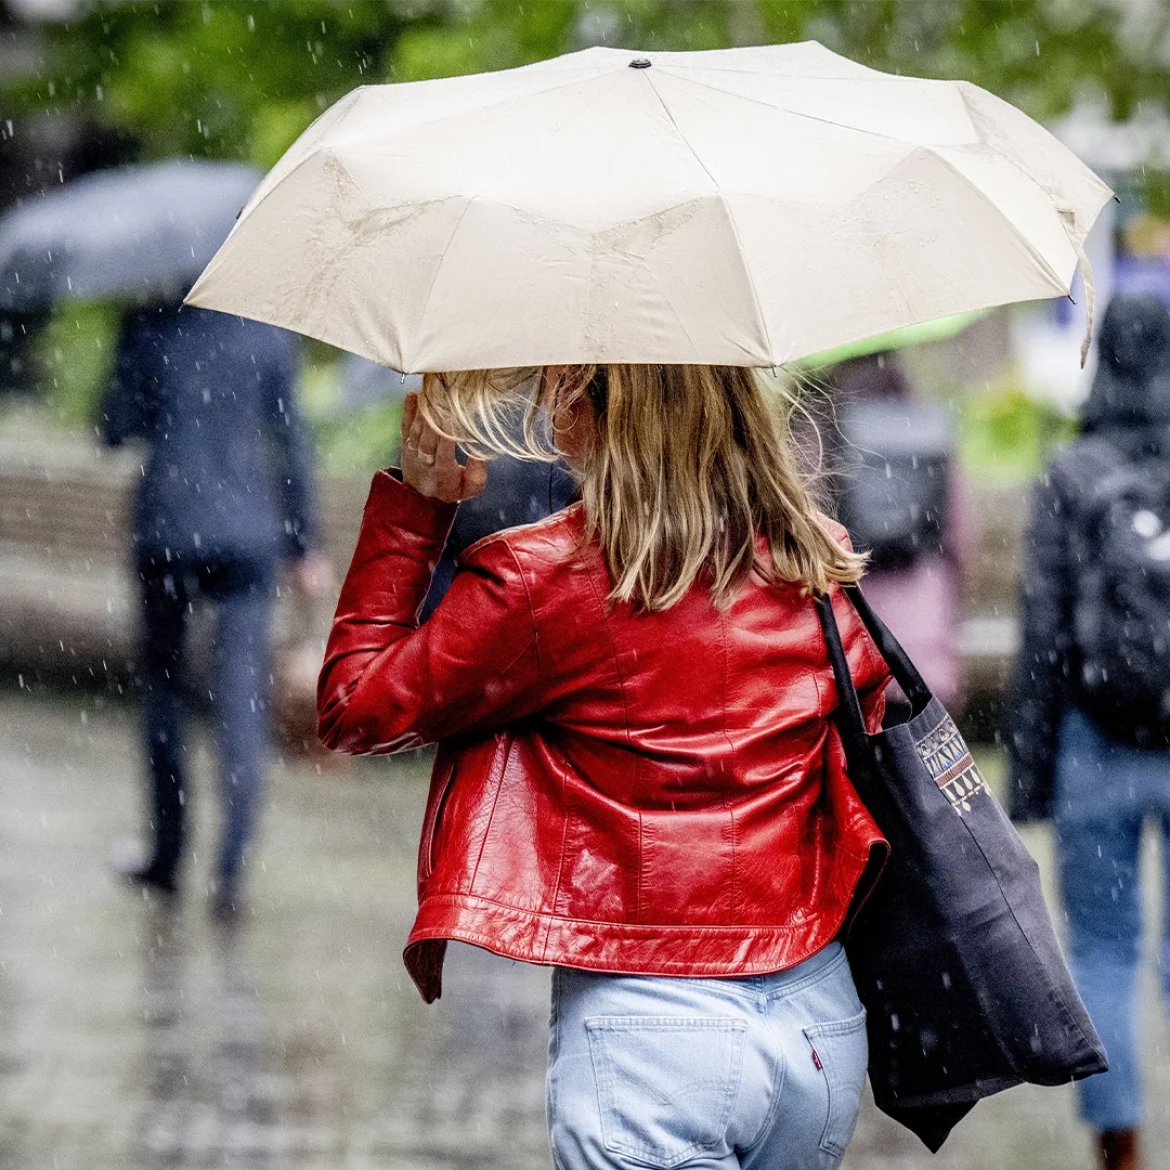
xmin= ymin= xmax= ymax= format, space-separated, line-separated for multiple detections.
xmin=698 ymin=941 xmax=846 ymax=1000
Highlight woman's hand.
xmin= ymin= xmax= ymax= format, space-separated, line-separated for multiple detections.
xmin=401 ymin=390 xmax=487 ymax=503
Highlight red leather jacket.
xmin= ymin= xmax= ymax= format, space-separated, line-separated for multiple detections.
xmin=319 ymin=472 xmax=889 ymax=1002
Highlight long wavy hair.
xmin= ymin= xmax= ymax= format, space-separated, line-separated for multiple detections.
xmin=418 ymin=364 xmax=865 ymax=611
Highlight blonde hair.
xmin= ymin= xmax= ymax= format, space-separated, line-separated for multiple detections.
xmin=419 ymin=365 xmax=865 ymax=611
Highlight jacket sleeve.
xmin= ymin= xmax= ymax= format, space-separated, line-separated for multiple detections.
xmin=317 ymin=471 xmax=546 ymax=754
xmin=1007 ymin=465 xmax=1075 ymax=822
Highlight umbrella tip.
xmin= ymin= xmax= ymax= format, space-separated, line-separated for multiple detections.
xmin=629 ymin=58 xmax=651 ymax=69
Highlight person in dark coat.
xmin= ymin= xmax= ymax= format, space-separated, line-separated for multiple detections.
xmin=103 ymin=303 xmax=330 ymax=916
xmin=421 ymin=448 xmax=577 ymax=616
xmin=1009 ymin=293 xmax=1170 ymax=1170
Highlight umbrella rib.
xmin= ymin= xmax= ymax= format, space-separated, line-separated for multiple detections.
xmin=658 ymin=71 xmax=941 ymax=148
xmin=326 ymin=68 xmax=614 ymax=150
xmin=642 ymin=71 xmax=774 ymax=363
xmin=953 ymin=80 xmax=1112 ymax=208
xmin=207 ymin=149 xmax=328 ymax=270
xmin=406 ymin=197 xmax=476 ymax=373
xmin=659 ymin=73 xmax=1072 ymax=307
xmin=406 ymin=75 xmax=644 ymax=370
xmin=211 ymin=72 xmax=615 ymax=262
xmin=923 ymin=149 xmax=1072 ymax=293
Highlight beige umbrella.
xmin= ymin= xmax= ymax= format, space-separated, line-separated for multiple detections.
xmin=186 ymin=43 xmax=1111 ymax=372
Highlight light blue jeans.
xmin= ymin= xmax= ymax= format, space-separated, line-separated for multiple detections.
xmin=546 ymin=942 xmax=867 ymax=1170
xmin=1053 ymin=707 xmax=1170 ymax=1133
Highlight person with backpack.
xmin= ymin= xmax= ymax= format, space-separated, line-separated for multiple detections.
xmin=831 ymin=354 xmax=964 ymax=718
xmin=1009 ymin=292 xmax=1170 ymax=1170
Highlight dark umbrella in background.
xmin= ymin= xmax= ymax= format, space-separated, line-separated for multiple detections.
xmin=0 ymin=159 xmax=259 ymax=311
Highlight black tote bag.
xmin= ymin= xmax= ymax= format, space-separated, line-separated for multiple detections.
xmin=815 ymin=584 xmax=1107 ymax=1152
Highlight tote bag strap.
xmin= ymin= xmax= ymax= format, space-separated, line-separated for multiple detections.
xmin=840 ymin=584 xmax=932 ymax=713
xmin=814 ymin=585 xmax=933 ymax=754
xmin=814 ymin=592 xmax=870 ymax=760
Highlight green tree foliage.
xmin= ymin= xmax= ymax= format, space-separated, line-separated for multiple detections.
xmin=5 ymin=2 xmax=403 ymax=165
xmin=4 ymin=1 xmax=1167 ymax=168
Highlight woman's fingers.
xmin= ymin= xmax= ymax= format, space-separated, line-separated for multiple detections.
xmin=416 ymin=423 xmax=439 ymax=468
xmin=399 ymin=398 xmax=489 ymax=503
xmin=461 ymin=457 xmax=488 ymax=501
xmin=430 ymin=438 xmax=463 ymax=498
xmin=404 ymin=425 xmax=477 ymax=503
xmin=401 ymin=391 xmax=419 ymax=443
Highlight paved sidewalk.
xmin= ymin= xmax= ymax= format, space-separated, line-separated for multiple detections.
xmin=2 ymin=690 xmax=1168 ymax=1170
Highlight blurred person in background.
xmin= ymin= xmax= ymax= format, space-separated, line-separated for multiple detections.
xmin=102 ymin=303 xmax=331 ymax=919
xmin=830 ymin=353 xmax=965 ymax=720
xmin=1010 ymin=293 xmax=1170 ymax=1170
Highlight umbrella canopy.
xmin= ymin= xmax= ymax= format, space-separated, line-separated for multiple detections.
xmin=186 ymin=43 xmax=1111 ymax=372
xmin=0 ymin=159 xmax=259 ymax=311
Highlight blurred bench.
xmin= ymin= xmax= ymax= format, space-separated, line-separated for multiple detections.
xmin=0 ymin=437 xmax=136 ymax=685
xmin=0 ymin=435 xmax=1027 ymax=735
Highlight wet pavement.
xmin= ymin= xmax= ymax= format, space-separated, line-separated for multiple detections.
xmin=3 ymin=689 xmax=1170 ymax=1170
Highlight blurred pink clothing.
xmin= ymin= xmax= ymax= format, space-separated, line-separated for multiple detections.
xmin=828 ymin=354 xmax=968 ymax=712
xmin=861 ymin=554 xmax=962 ymax=711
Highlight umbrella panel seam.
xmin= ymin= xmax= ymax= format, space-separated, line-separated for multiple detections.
xmin=642 ymin=70 xmax=774 ymax=363
xmin=659 ymin=70 xmax=964 ymax=150
xmin=924 ymin=147 xmax=1075 ymax=293
xmin=314 ymin=66 xmax=616 ymax=153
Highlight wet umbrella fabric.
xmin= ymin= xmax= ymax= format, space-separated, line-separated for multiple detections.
xmin=0 ymin=159 xmax=259 ymax=311
xmin=188 ymin=42 xmax=1110 ymax=372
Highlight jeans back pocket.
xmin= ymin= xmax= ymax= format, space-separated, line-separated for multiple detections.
xmin=802 ymin=1009 xmax=868 ymax=1159
xmin=585 ymin=1016 xmax=746 ymax=1169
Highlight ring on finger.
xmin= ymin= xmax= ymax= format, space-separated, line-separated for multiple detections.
xmin=417 ymin=451 xmax=436 ymax=466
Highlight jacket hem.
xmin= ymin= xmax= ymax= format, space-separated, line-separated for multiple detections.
xmin=403 ymin=849 xmax=874 ymax=1003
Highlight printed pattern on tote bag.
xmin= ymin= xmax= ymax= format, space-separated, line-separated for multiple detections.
xmin=915 ymin=715 xmax=987 ymax=814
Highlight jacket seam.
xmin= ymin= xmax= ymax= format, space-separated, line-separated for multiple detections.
xmin=719 ymin=609 xmax=739 ymax=918
xmin=637 ymin=811 xmax=645 ymax=926
xmin=412 ymin=897 xmax=816 ymax=934
xmin=467 ymin=735 xmax=513 ymax=895
xmin=578 ymin=555 xmax=638 ymax=919
xmin=413 ymin=851 xmax=874 ymax=930
xmin=412 ymin=633 xmax=539 ymax=747
xmin=411 ymin=879 xmax=879 ymax=945
xmin=501 ymin=540 xmax=543 ymax=678
xmin=544 ymin=767 xmax=573 ymax=955
xmin=580 ymin=561 xmax=631 ymax=741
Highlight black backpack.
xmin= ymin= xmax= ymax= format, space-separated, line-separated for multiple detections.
xmin=835 ymin=399 xmax=952 ymax=570
xmin=1073 ymin=438 xmax=1170 ymax=744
